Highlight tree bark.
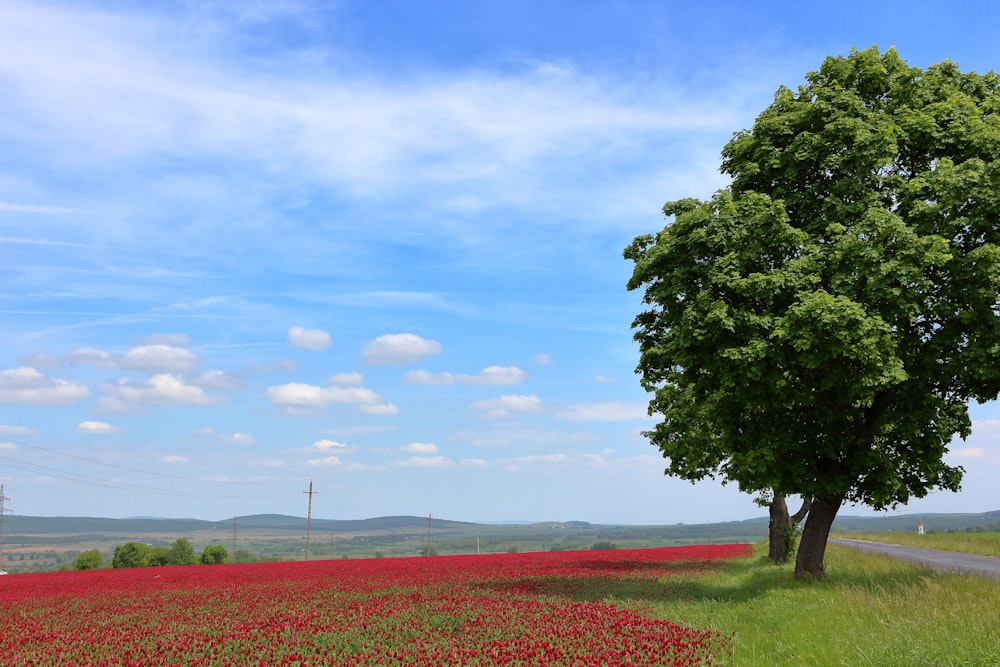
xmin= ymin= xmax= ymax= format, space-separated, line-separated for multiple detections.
xmin=768 ymin=494 xmax=812 ymax=564
xmin=768 ymin=494 xmax=792 ymax=564
xmin=793 ymin=494 xmax=843 ymax=581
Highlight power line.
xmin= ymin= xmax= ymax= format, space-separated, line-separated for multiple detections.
xmin=0 ymin=453 xmax=294 ymax=500
xmin=1 ymin=436 xmax=277 ymax=486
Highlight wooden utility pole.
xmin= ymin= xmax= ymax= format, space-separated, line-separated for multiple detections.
xmin=425 ymin=513 xmax=432 ymax=557
xmin=303 ymin=480 xmax=317 ymax=560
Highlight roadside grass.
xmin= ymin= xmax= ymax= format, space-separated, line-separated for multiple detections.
xmin=650 ymin=542 xmax=1000 ymax=666
xmin=839 ymin=531 xmax=1000 ymax=558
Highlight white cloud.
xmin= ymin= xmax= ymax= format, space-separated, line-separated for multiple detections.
xmin=265 ymin=382 xmax=382 ymax=408
xmin=159 ymin=455 xmax=190 ymax=464
xmin=0 ymin=424 xmax=38 ymax=435
xmin=401 ymin=442 xmax=439 ymax=454
xmin=594 ymin=375 xmax=617 ymax=384
xmin=194 ymin=427 xmax=216 ymax=436
xmin=362 ymin=333 xmax=442 ymax=365
xmin=394 ymin=456 xmax=455 ymax=468
xmin=78 ymin=420 xmax=121 ymax=434
xmin=404 ymin=366 xmax=528 ymax=386
xmin=555 ymin=401 xmax=650 ymax=422
xmin=69 ymin=345 xmax=201 ymax=373
xmin=534 ymin=353 xmax=552 ymax=365
xmin=359 ymin=403 xmax=399 ymax=415
xmin=0 ymin=0 xmax=744 ymax=237
xmin=403 ymin=370 xmax=455 ymax=385
xmin=225 ymin=432 xmax=257 ymax=445
xmin=0 ymin=367 xmax=90 ymax=405
xmin=287 ymin=326 xmax=332 ymax=351
xmin=469 ymin=394 xmax=543 ymax=418
xmin=312 ymin=439 xmax=352 ymax=452
xmin=103 ymin=374 xmax=222 ymax=405
xmin=122 ymin=345 xmax=200 ymax=372
xmin=329 ymin=372 xmax=364 ymax=386
xmin=473 ymin=366 xmax=528 ymax=385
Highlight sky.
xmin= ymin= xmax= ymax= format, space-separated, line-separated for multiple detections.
xmin=2 ymin=0 xmax=999 ymax=525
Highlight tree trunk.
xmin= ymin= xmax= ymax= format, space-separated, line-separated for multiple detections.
xmin=768 ymin=494 xmax=792 ymax=564
xmin=768 ymin=494 xmax=812 ymax=564
xmin=793 ymin=494 xmax=843 ymax=581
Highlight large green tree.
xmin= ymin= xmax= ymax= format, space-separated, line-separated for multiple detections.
xmin=111 ymin=542 xmax=152 ymax=568
xmin=168 ymin=538 xmax=197 ymax=566
xmin=72 ymin=549 xmax=104 ymax=571
xmin=626 ymin=47 xmax=1000 ymax=579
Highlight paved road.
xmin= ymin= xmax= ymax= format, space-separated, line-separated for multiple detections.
xmin=831 ymin=538 xmax=1000 ymax=580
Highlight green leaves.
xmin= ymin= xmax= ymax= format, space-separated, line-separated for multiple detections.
xmin=626 ymin=46 xmax=1000 ymax=514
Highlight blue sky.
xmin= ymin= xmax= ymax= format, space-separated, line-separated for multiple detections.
xmin=1 ymin=0 xmax=998 ymax=524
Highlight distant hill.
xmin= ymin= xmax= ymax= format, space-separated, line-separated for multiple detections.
xmin=4 ymin=509 xmax=998 ymax=537
xmin=2 ymin=513 xmax=479 ymax=536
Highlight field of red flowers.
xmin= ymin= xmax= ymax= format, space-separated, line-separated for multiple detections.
xmin=0 ymin=543 xmax=750 ymax=666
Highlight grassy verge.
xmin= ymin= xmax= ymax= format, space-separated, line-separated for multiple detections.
xmin=649 ymin=542 xmax=1000 ymax=666
xmin=838 ymin=531 xmax=1000 ymax=557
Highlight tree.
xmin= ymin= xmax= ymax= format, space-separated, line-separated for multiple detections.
xmin=200 ymin=544 xmax=230 ymax=564
xmin=111 ymin=542 xmax=152 ymax=568
xmin=626 ymin=47 xmax=1000 ymax=580
xmin=72 ymin=549 xmax=104 ymax=570
xmin=149 ymin=546 xmax=172 ymax=566
xmin=168 ymin=538 xmax=197 ymax=565
xmin=767 ymin=493 xmax=810 ymax=564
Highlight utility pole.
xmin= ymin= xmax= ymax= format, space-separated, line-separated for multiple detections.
xmin=303 ymin=480 xmax=317 ymax=560
xmin=425 ymin=512 xmax=432 ymax=557
xmin=232 ymin=514 xmax=238 ymax=553
xmin=0 ymin=485 xmax=9 ymax=563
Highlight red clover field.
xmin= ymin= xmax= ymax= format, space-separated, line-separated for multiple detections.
xmin=0 ymin=544 xmax=750 ymax=666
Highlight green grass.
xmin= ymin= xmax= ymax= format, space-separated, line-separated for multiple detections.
xmin=841 ymin=531 xmax=1000 ymax=558
xmin=648 ymin=543 xmax=1000 ymax=666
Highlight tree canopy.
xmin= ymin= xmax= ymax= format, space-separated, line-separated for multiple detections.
xmin=625 ymin=47 xmax=1000 ymax=579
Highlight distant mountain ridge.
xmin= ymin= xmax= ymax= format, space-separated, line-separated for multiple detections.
xmin=4 ymin=510 xmax=999 ymax=536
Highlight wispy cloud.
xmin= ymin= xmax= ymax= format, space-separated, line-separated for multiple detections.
xmin=361 ymin=334 xmax=442 ymax=365
xmin=0 ymin=0 xmax=739 ymax=233
xmin=101 ymin=374 xmax=222 ymax=406
xmin=404 ymin=366 xmax=528 ymax=386
xmin=469 ymin=394 xmax=543 ymax=418
xmin=68 ymin=345 xmax=202 ymax=374
xmin=78 ymin=420 xmax=121 ymax=434
xmin=555 ymin=401 xmax=650 ymax=422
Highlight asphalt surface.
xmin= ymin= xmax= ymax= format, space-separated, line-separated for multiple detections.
xmin=831 ymin=538 xmax=1000 ymax=580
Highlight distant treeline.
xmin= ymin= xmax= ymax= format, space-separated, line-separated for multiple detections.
xmin=66 ymin=539 xmax=261 ymax=571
